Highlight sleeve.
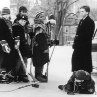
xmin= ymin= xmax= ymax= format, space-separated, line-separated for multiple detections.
xmin=0 ymin=19 xmax=6 ymax=41
xmin=86 ymin=79 xmax=95 ymax=94
xmin=12 ymin=25 xmax=20 ymax=38
xmin=0 ymin=19 xmax=12 ymax=45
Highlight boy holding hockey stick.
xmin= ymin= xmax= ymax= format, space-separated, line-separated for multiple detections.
xmin=12 ymin=14 xmax=38 ymax=84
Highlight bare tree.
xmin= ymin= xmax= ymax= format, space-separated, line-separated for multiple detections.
xmin=53 ymin=0 xmax=79 ymax=44
xmin=90 ymin=8 xmax=97 ymax=21
xmin=28 ymin=0 xmax=80 ymax=44
xmin=16 ymin=0 xmax=29 ymax=10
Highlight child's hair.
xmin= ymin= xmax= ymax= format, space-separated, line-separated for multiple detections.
xmin=19 ymin=6 xmax=28 ymax=13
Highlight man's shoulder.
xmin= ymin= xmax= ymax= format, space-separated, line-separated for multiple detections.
xmin=84 ymin=16 xmax=95 ymax=26
xmin=86 ymin=16 xmax=94 ymax=23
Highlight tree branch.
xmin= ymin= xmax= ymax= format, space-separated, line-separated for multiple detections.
xmin=66 ymin=0 xmax=79 ymax=9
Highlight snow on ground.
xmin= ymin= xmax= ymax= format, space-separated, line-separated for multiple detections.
xmin=0 ymin=46 xmax=97 ymax=97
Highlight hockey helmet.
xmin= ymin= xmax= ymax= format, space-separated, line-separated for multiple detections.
xmin=75 ymin=70 xmax=91 ymax=81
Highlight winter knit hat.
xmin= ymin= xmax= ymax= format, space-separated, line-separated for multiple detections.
xmin=2 ymin=7 xmax=10 ymax=15
xmin=75 ymin=70 xmax=91 ymax=81
xmin=34 ymin=12 xmax=45 ymax=24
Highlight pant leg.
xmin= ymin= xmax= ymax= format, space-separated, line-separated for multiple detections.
xmin=0 ymin=52 xmax=5 ymax=69
xmin=18 ymin=57 xmax=27 ymax=76
xmin=35 ymin=66 xmax=47 ymax=82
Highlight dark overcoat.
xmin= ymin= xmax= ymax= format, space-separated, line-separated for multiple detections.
xmin=0 ymin=18 xmax=17 ymax=71
xmin=72 ymin=16 xmax=95 ymax=73
xmin=32 ymin=32 xmax=49 ymax=67
xmin=12 ymin=23 xmax=32 ymax=58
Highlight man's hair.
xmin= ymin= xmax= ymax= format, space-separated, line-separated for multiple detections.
xmin=19 ymin=6 xmax=27 ymax=13
xmin=80 ymin=5 xmax=90 ymax=13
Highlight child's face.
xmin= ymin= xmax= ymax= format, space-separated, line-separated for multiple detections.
xmin=37 ymin=28 xmax=43 ymax=33
xmin=39 ymin=13 xmax=46 ymax=21
xmin=19 ymin=19 xmax=27 ymax=26
xmin=74 ymin=78 xmax=84 ymax=87
xmin=75 ymin=78 xmax=84 ymax=82
xmin=2 ymin=14 xmax=11 ymax=20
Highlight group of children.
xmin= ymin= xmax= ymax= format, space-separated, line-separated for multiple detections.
xmin=0 ymin=5 xmax=96 ymax=95
xmin=0 ymin=6 xmax=50 ymax=83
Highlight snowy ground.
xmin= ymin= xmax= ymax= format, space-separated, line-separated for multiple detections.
xmin=0 ymin=46 xmax=97 ymax=97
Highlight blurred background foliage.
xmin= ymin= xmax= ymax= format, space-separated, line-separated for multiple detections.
xmin=9 ymin=0 xmax=97 ymax=45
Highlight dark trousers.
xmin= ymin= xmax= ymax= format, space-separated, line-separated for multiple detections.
xmin=0 ymin=52 xmax=5 ymax=68
xmin=12 ymin=57 xmax=27 ymax=77
xmin=0 ymin=50 xmax=17 ymax=72
xmin=35 ymin=66 xmax=43 ymax=77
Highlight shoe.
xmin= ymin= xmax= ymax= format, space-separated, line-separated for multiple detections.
xmin=58 ymin=85 xmax=65 ymax=90
xmin=36 ymin=76 xmax=47 ymax=82
xmin=58 ymin=85 xmax=67 ymax=91
xmin=42 ymin=75 xmax=47 ymax=79
xmin=58 ymin=84 xmax=73 ymax=94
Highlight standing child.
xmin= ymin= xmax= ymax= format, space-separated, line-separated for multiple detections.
xmin=12 ymin=14 xmax=32 ymax=82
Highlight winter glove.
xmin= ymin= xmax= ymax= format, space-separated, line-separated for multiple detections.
xmin=44 ymin=49 xmax=49 ymax=53
xmin=14 ymin=36 xmax=20 ymax=49
xmin=0 ymin=40 xmax=11 ymax=53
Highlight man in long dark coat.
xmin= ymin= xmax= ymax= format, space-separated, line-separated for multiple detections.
xmin=72 ymin=6 xmax=95 ymax=73
xmin=0 ymin=7 xmax=17 ymax=72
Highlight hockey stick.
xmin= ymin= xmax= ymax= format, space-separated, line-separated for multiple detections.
xmin=45 ymin=46 xmax=55 ymax=82
xmin=45 ymin=21 xmax=63 ymax=82
xmin=92 ymin=29 xmax=97 ymax=40
xmin=17 ymin=48 xmax=39 ymax=88
xmin=93 ymin=66 xmax=97 ymax=70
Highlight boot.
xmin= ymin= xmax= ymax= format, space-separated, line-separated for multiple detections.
xmin=40 ymin=66 xmax=47 ymax=80
xmin=35 ymin=67 xmax=47 ymax=82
